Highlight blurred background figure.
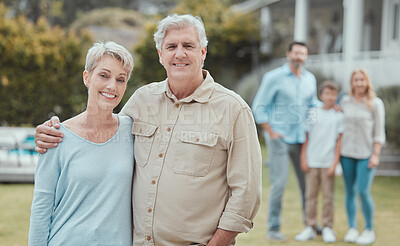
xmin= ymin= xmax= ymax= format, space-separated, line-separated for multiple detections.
xmin=252 ymin=41 xmax=320 ymax=241
xmin=340 ymin=69 xmax=385 ymax=245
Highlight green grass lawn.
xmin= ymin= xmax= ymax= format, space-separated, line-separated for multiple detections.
xmin=1 ymin=165 xmax=399 ymax=245
xmin=236 ymin=165 xmax=400 ymax=246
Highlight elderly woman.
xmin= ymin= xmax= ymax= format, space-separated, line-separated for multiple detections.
xmin=340 ymin=69 xmax=385 ymax=245
xmin=28 ymin=41 xmax=134 ymax=246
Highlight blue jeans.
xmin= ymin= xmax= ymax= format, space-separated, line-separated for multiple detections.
xmin=265 ymin=133 xmax=306 ymax=231
xmin=341 ymin=156 xmax=376 ymax=230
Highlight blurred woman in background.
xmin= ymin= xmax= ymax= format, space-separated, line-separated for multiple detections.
xmin=340 ymin=69 xmax=385 ymax=245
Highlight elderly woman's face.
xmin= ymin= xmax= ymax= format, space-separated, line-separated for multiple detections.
xmin=351 ymin=72 xmax=368 ymax=96
xmin=84 ymin=55 xmax=128 ymax=111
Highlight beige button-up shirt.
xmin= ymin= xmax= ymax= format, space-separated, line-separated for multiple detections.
xmin=340 ymin=95 xmax=385 ymax=159
xmin=120 ymin=71 xmax=262 ymax=246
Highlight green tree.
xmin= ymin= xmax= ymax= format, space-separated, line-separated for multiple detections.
xmin=1 ymin=0 xmax=141 ymax=27
xmin=1 ymin=0 xmax=64 ymax=25
xmin=132 ymin=0 xmax=261 ymax=88
xmin=131 ymin=22 xmax=166 ymax=87
xmin=66 ymin=7 xmax=146 ymax=108
xmin=0 ymin=4 xmax=92 ymax=125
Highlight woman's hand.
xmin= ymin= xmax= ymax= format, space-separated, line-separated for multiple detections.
xmin=368 ymin=154 xmax=380 ymax=169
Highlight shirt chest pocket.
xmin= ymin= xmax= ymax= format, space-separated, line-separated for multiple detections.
xmin=173 ymin=131 xmax=219 ymax=177
xmin=131 ymin=122 xmax=158 ymax=167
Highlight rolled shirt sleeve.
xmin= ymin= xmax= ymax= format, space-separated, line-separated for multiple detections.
xmin=218 ymin=107 xmax=262 ymax=233
xmin=251 ymin=73 xmax=275 ymax=124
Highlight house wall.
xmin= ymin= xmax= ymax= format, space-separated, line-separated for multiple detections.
xmin=264 ymin=0 xmax=399 ymax=90
xmin=240 ymin=0 xmax=399 ymax=95
xmin=267 ymin=0 xmax=343 ymax=55
xmin=381 ymin=0 xmax=400 ymax=51
xmin=306 ymin=50 xmax=400 ymax=91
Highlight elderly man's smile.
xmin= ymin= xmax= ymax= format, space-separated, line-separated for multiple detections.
xmin=173 ymin=63 xmax=189 ymax=67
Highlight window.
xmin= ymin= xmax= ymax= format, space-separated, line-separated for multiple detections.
xmin=393 ymin=4 xmax=399 ymax=40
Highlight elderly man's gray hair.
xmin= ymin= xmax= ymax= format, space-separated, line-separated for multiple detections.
xmin=153 ymin=14 xmax=208 ymax=50
xmin=85 ymin=41 xmax=134 ymax=80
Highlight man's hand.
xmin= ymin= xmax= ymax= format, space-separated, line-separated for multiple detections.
xmin=206 ymin=228 xmax=238 ymax=246
xmin=261 ymin=123 xmax=283 ymax=140
xmin=269 ymin=131 xmax=283 ymax=140
xmin=35 ymin=116 xmax=63 ymax=153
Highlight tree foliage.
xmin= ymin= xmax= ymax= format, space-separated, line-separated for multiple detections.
xmin=0 ymin=4 xmax=92 ymax=125
xmin=131 ymin=22 xmax=166 ymax=87
xmin=1 ymin=0 xmax=140 ymax=27
xmin=132 ymin=0 xmax=261 ymax=88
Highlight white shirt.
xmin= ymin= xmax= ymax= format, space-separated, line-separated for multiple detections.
xmin=306 ymin=107 xmax=343 ymax=168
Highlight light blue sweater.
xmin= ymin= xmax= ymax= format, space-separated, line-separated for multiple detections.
xmin=29 ymin=115 xmax=134 ymax=246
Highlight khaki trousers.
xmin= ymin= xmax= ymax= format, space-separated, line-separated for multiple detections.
xmin=305 ymin=168 xmax=335 ymax=228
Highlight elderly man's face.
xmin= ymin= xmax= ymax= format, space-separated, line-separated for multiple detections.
xmin=286 ymin=44 xmax=308 ymax=69
xmin=158 ymin=26 xmax=207 ymax=84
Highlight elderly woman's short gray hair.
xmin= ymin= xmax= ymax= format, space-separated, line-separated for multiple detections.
xmin=153 ymin=14 xmax=208 ymax=50
xmin=85 ymin=41 xmax=134 ymax=80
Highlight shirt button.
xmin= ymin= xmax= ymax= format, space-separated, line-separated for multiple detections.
xmin=159 ymin=153 xmax=163 ymax=158
xmin=148 ymin=208 xmax=152 ymax=213
xmin=139 ymin=128 xmax=143 ymax=133
xmin=167 ymin=127 xmax=171 ymax=132
xmin=175 ymin=104 xmax=179 ymax=108
xmin=195 ymin=137 xmax=199 ymax=142
xmin=151 ymin=180 xmax=156 ymax=185
xmin=146 ymin=236 xmax=151 ymax=241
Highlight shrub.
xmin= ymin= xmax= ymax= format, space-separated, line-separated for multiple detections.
xmin=377 ymin=85 xmax=400 ymax=148
xmin=0 ymin=4 xmax=93 ymax=126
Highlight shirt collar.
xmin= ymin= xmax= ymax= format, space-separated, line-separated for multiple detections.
xmin=283 ymin=63 xmax=304 ymax=76
xmin=153 ymin=70 xmax=215 ymax=103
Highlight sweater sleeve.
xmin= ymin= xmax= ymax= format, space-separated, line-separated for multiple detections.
xmin=28 ymin=148 xmax=61 ymax=246
xmin=373 ymin=97 xmax=386 ymax=144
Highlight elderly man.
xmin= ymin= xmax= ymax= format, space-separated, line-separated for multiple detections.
xmin=35 ymin=14 xmax=262 ymax=246
xmin=252 ymin=41 xmax=320 ymax=241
